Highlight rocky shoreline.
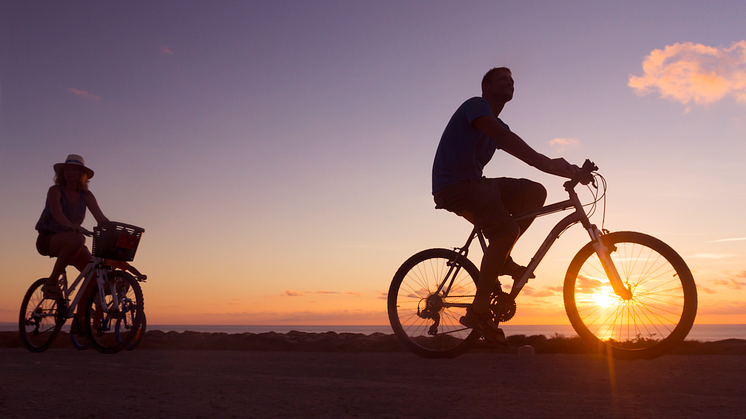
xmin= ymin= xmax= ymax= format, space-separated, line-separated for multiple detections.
xmin=3 ymin=330 xmax=746 ymax=354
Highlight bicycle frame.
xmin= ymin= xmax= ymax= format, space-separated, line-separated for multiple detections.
xmin=441 ymin=177 xmax=630 ymax=304
xmin=52 ymin=257 xmax=120 ymax=320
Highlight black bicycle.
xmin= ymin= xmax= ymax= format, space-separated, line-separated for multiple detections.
xmin=388 ymin=160 xmax=697 ymax=359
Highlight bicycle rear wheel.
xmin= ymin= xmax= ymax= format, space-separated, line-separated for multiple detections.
xmin=388 ymin=248 xmax=481 ymax=358
xmin=18 ymin=278 xmax=65 ymax=352
xmin=564 ymin=231 xmax=697 ymax=360
xmin=85 ymin=271 xmax=144 ymax=354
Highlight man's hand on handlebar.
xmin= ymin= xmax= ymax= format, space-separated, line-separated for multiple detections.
xmin=576 ymin=159 xmax=598 ymax=185
xmin=548 ymin=157 xmax=579 ymax=179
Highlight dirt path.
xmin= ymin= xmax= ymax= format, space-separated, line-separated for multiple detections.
xmin=1 ymin=349 xmax=745 ymax=418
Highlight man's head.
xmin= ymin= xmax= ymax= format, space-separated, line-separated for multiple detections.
xmin=481 ymin=67 xmax=514 ymax=103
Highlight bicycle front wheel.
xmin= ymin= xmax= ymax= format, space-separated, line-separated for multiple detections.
xmin=85 ymin=271 xmax=144 ymax=354
xmin=18 ymin=278 xmax=64 ymax=352
xmin=388 ymin=248 xmax=481 ymax=358
xmin=564 ymin=231 xmax=697 ymax=360
xmin=119 ymin=310 xmax=146 ymax=351
xmin=70 ymin=316 xmax=90 ymax=350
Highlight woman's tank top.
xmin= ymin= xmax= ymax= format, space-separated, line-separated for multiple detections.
xmin=35 ymin=186 xmax=87 ymax=234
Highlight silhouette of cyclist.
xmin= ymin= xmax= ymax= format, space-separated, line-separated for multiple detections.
xmin=432 ymin=67 xmax=578 ymax=342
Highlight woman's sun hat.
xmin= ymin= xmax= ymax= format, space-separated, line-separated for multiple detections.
xmin=54 ymin=154 xmax=94 ymax=178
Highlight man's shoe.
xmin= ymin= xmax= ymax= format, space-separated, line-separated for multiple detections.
xmin=460 ymin=308 xmax=507 ymax=344
xmin=501 ymin=256 xmax=535 ymax=281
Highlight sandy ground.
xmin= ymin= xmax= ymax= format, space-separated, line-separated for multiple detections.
xmin=1 ymin=348 xmax=745 ymax=419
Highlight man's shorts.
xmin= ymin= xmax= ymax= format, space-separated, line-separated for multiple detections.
xmin=433 ymin=177 xmax=538 ymax=241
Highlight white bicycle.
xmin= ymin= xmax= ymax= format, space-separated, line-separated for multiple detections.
xmin=19 ymin=221 xmax=146 ymax=354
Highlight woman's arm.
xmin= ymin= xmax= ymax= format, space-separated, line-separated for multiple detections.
xmin=86 ymin=191 xmax=110 ymax=224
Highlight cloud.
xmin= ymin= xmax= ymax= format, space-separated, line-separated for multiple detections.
xmin=712 ymin=278 xmax=746 ymax=290
xmin=161 ymin=45 xmax=172 ymax=54
xmin=281 ymin=290 xmax=345 ymax=297
xmin=698 ymin=286 xmax=718 ymax=295
xmin=549 ymin=138 xmax=580 ymax=152
xmin=69 ymin=88 xmax=101 ymax=101
xmin=629 ymin=41 xmax=746 ymax=106
xmin=710 ymin=237 xmax=746 ymax=243
xmin=697 ymin=301 xmax=746 ymax=316
xmin=521 ymin=286 xmax=557 ymax=298
xmin=691 ymin=253 xmax=734 ymax=259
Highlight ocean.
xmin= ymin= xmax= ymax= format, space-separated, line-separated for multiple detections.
xmin=3 ymin=323 xmax=746 ymax=342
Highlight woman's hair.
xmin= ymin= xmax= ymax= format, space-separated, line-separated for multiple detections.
xmin=54 ymin=166 xmax=89 ymax=191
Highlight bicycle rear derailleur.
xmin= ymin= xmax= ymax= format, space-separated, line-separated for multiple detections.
xmin=418 ymin=294 xmax=442 ymax=335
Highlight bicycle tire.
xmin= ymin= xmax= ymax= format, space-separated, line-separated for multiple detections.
xmin=85 ymin=271 xmax=144 ymax=354
xmin=119 ymin=310 xmax=146 ymax=351
xmin=564 ymin=231 xmax=697 ymax=360
xmin=388 ymin=248 xmax=481 ymax=358
xmin=70 ymin=316 xmax=90 ymax=350
xmin=18 ymin=278 xmax=65 ymax=352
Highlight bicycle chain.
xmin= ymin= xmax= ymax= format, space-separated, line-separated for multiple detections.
xmin=426 ymin=291 xmax=516 ymax=336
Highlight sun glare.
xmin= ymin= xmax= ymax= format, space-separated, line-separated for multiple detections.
xmin=592 ymin=285 xmax=618 ymax=308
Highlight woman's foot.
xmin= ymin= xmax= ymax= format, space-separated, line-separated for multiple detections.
xmin=42 ymin=282 xmax=63 ymax=300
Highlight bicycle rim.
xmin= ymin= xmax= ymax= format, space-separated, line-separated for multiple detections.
xmin=70 ymin=316 xmax=90 ymax=350
xmin=388 ymin=248 xmax=480 ymax=358
xmin=86 ymin=271 xmax=144 ymax=354
xmin=564 ymin=231 xmax=697 ymax=359
xmin=18 ymin=278 xmax=64 ymax=352
xmin=118 ymin=309 xmax=146 ymax=351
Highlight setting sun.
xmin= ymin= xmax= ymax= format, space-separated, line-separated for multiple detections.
xmin=591 ymin=285 xmax=618 ymax=309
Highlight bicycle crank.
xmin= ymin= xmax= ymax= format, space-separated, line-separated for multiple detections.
xmin=489 ymin=289 xmax=516 ymax=323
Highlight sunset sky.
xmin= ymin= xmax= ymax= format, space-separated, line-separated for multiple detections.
xmin=2 ymin=1 xmax=745 ymax=326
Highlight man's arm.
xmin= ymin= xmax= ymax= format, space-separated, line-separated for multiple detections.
xmin=473 ymin=115 xmax=576 ymax=178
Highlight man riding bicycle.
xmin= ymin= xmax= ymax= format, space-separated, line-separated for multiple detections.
xmin=432 ymin=67 xmax=578 ymax=342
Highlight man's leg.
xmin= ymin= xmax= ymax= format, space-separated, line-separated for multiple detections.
xmin=497 ymin=178 xmax=547 ymax=238
xmin=473 ymin=224 xmax=519 ymax=313
xmin=494 ymin=178 xmax=547 ymax=276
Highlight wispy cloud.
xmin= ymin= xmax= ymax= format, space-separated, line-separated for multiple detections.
xmin=712 ymin=278 xmax=746 ymax=290
xmin=629 ymin=41 xmax=746 ymax=107
xmin=161 ymin=45 xmax=172 ymax=54
xmin=691 ymin=253 xmax=734 ymax=259
xmin=549 ymin=138 xmax=580 ymax=152
xmin=521 ymin=286 xmax=557 ymax=298
xmin=710 ymin=237 xmax=746 ymax=243
xmin=69 ymin=88 xmax=101 ymax=101
xmin=282 ymin=290 xmax=352 ymax=297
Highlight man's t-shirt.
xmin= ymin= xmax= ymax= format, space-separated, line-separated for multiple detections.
xmin=431 ymin=97 xmax=509 ymax=194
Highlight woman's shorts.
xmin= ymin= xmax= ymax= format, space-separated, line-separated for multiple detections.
xmin=36 ymin=232 xmax=55 ymax=258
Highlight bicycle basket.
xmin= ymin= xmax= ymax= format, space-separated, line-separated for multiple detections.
xmin=92 ymin=221 xmax=145 ymax=262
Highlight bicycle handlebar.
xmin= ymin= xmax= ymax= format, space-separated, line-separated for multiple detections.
xmin=564 ymin=159 xmax=598 ymax=190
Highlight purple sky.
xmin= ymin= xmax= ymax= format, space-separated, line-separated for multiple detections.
xmin=2 ymin=1 xmax=745 ymax=325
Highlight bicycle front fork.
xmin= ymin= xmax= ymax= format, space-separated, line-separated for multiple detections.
xmin=589 ymin=226 xmax=632 ymax=300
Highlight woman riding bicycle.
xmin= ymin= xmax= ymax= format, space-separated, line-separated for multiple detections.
xmin=35 ymin=154 xmax=109 ymax=307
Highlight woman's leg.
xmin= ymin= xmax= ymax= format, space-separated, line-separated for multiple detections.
xmin=45 ymin=232 xmax=86 ymax=291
